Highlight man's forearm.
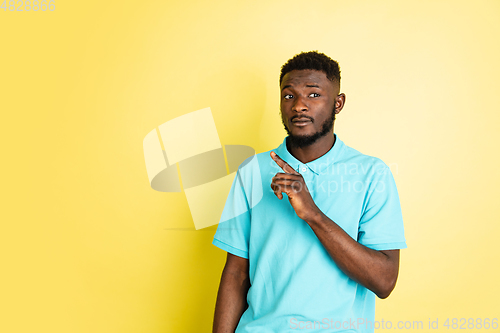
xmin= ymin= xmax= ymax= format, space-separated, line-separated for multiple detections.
xmin=305 ymin=210 xmax=399 ymax=299
xmin=213 ymin=262 xmax=250 ymax=333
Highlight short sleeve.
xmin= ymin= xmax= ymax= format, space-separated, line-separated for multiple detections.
xmin=212 ymin=169 xmax=252 ymax=259
xmin=357 ymin=164 xmax=407 ymax=251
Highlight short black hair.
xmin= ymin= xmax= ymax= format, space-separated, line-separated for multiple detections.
xmin=280 ymin=51 xmax=341 ymax=86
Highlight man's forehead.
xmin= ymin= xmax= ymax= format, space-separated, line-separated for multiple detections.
xmin=281 ymin=69 xmax=336 ymax=89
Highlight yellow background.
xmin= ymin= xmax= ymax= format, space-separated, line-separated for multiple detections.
xmin=1 ymin=0 xmax=499 ymax=332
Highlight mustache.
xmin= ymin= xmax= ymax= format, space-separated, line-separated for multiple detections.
xmin=291 ymin=115 xmax=314 ymax=122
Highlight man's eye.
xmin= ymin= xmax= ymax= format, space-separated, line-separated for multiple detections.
xmin=284 ymin=94 xmax=293 ymax=100
xmin=309 ymin=93 xmax=320 ymax=98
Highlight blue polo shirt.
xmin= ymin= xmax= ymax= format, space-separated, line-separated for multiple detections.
xmin=213 ymin=134 xmax=406 ymax=332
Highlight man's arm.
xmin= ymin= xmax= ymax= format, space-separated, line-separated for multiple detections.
xmin=270 ymin=151 xmax=400 ymax=299
xmin=306 ymin=211 xmax=399 ymax=299
xmin=213 ymin=252 xmax=250 ymax=333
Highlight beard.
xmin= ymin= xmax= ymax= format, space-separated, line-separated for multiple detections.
xmin=282 ymin=108 xmax=336 ymax=149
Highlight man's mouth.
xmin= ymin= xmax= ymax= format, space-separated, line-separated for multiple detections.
xmin=291 ymin=117 xmax=312 ymax=126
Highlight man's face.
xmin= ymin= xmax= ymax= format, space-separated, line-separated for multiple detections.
xmin=280 ymin=69 xmax=343 ymax=148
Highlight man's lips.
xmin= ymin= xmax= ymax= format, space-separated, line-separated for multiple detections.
xmin=291 ymin=117 xmax=313 ymax=126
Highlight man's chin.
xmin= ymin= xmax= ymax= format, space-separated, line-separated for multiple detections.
xmin=288 ymin=133 xmax=321 ymax=148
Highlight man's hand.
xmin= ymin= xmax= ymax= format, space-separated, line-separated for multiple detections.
xmin=270 ymin=151 xmax=321 ymax=222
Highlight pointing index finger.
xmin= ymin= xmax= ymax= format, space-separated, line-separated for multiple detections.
xmin=271 ymin=151 xmax=299 ymax=175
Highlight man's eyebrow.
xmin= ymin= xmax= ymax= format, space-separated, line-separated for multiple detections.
xmin=281 ymin=84 xmax=321 ymax=91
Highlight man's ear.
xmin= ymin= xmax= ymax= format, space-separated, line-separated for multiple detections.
xmin=335 ymin=93 xmax=346 ymax=114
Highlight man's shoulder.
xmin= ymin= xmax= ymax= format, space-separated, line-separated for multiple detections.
xmin=339 ymin=142 xmax=391 ymax=173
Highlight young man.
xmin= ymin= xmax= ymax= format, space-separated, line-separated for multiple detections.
xmin=212 ymin=51 xmax=406 ymax=333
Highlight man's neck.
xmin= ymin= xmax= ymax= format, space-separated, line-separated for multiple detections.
xmin=286 ymin=133 xmax=336 ymax=164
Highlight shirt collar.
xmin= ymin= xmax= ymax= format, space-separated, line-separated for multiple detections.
xmin=274 ymin=134 xmax=345 ymax=175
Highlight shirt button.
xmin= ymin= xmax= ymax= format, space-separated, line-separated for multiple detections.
xmin=301 ymin=167 xmax=307 ymax=172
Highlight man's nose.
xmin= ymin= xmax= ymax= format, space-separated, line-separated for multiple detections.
xmin=292 ymin=95 xmax=308 ymax=112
